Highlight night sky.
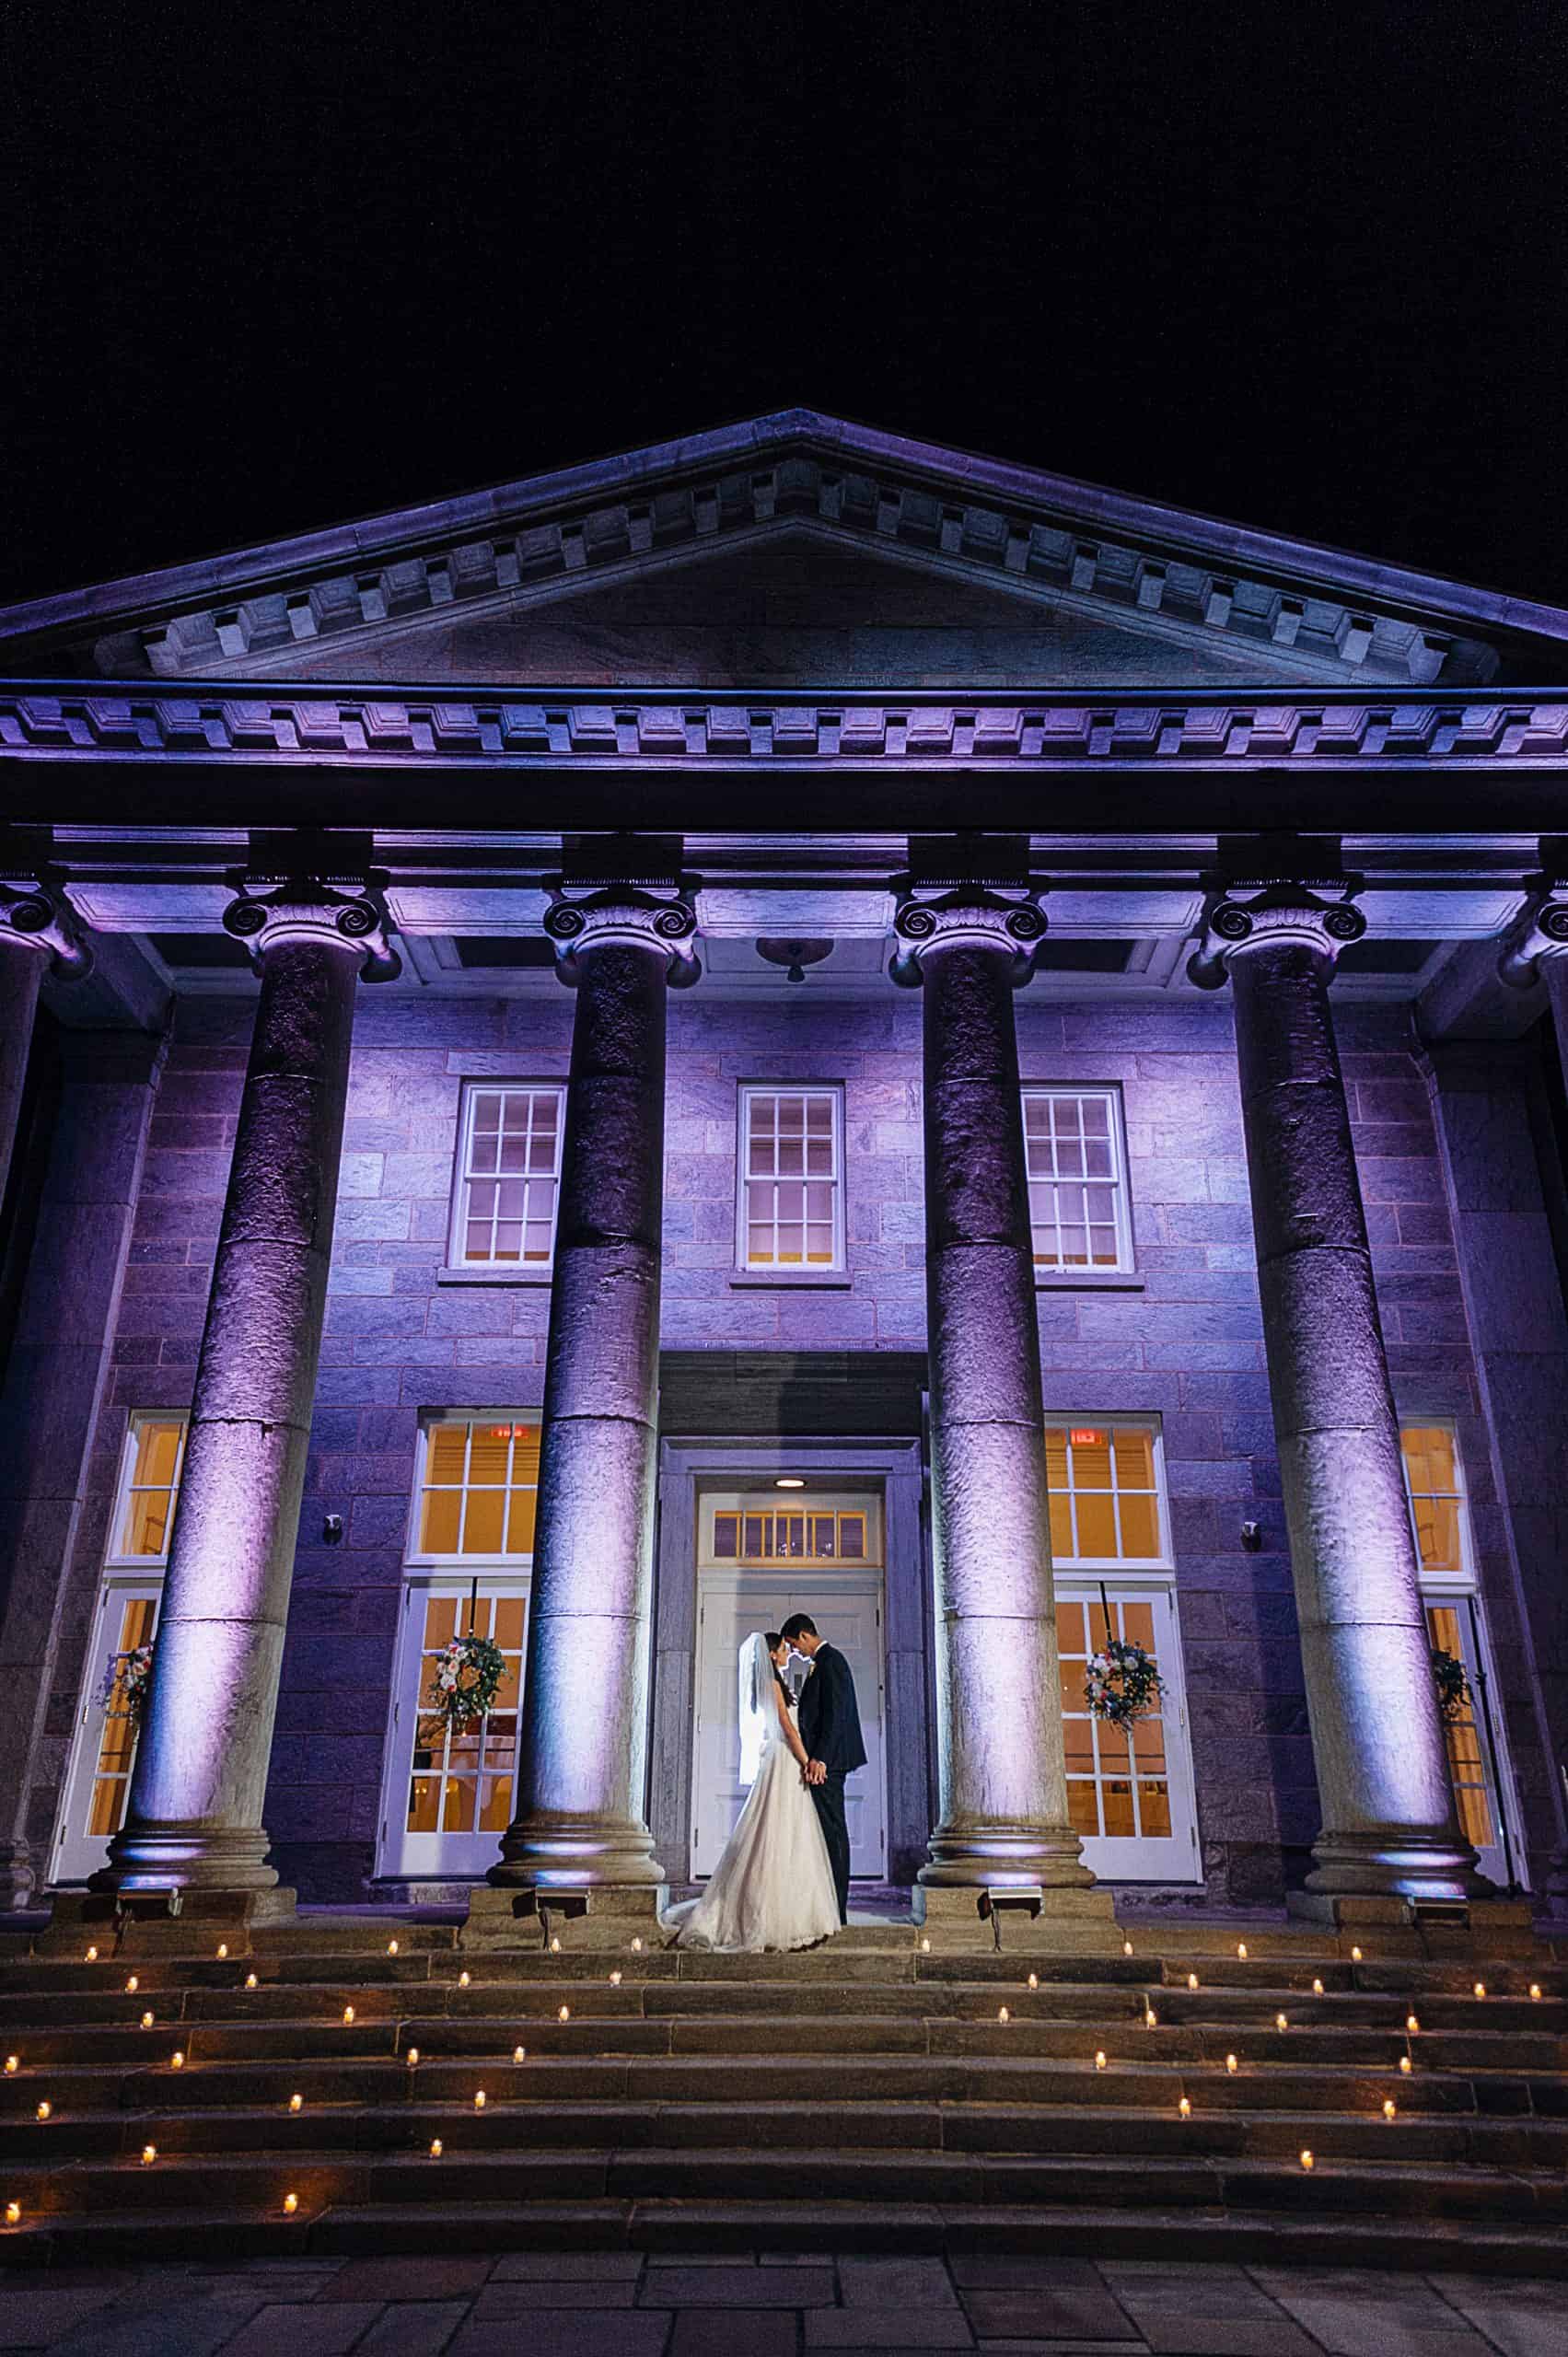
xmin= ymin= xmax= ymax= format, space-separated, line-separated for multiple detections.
xmin=8 ymin=4 xmax=1568 ymax=615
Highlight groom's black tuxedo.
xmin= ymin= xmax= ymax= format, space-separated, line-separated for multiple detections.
xmin=797 ymin=1643 xmax=866 ymax=1925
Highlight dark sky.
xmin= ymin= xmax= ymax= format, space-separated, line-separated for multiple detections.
xmin=8 ymin=3 xmax=1568 ymax=614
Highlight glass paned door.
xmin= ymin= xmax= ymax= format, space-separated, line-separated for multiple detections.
xmin=378 ymin=1582 xmax=529 ymax=1879
xmin=1056 ymin=1586 xmax=1199 ymax=1880
xmin=1424 ymin=1599 xmax=1517 ymax=1888
xmin=52 ymin=1582 xmax=162 ymax=1884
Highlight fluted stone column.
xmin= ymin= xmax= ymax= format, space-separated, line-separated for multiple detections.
xmin=892 ymin=889 xmax=1108 ymax=1932
xmin=0 ymin=877 xmax=91 ymax=1208
xmin=1191 ymin=882 xmax=1484 ymax=1911
xmin=93 ymin=879 xmax=398 ymax=1903
xmin=488 ymin=887 xmax=699 ymax=1908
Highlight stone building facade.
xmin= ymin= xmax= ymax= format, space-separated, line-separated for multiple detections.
xmin=1 ymin=412 xmax=1566 ymax=1933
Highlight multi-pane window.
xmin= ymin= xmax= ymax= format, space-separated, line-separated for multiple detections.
xmin=1423 ymin=1599 xmax=1496 ymax=1857
xmin=1044 ymin=1423 xmax=1163 ymax=1562
xmin=404 ymin=1589 xmax=526 ymax=1843
xmin=738 ymin=1086 xmax=843 ymax=1270
xmin=82 ymin=1592 xmax=158 ymax=1843
xmin=711 ymin=1507 xmax=870 ymax=1565
xmin=116 ymin=1416 xmax=187 ymax=1558
xmin=413 ymin=1419 xmax=541 ymax=1557
xmin=1400 ymin=1423 xmax=1469 ymax=1576
xmin=1023 ymin=1088 xmax=1132 ymax=1271
xmin=1058 ymin=1595 xmax=1174 ymax=1844
xmin=450 ymin=1084 xmax=563 ymax=1267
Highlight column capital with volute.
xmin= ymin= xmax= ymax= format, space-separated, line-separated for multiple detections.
xmin=1187 ymin=877 xmax=1366 ymax=988
xmin=0 ymin=873 xmax=93 ymax=981
xmin=889 ymin=884 xmax=1048 ymax=988
xmin=543 ymin=882 xmax=702 ymax=986
xmin=222 ymin=873 xmax=401 ymax=980
xmin=1496 ymin=874 xmax=1568 ymax=989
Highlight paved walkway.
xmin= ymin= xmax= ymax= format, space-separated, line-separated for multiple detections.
xmin=0 ymin=2251 xmax=1559 ymax=2355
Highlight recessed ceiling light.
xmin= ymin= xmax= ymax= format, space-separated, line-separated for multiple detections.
xmin=774 ymin=1477 xmax=806 ymax=1489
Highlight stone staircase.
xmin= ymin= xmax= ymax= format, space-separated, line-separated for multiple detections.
xmin=0 ymin=1918 xmax=1564 ymax=2272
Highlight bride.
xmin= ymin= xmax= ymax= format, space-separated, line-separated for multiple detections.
xmin=670 ymin=1631 xmax=842 ymax=1954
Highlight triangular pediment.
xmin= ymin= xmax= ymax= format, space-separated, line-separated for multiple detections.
xmin=2 ymin=408 xmax=1562 ymax=691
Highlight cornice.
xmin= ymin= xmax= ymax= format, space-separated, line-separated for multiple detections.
xmin=5 ymin=682 xmax=1568 ymax=772
xmin=2 ymin=411 xmax=1555 ymax=689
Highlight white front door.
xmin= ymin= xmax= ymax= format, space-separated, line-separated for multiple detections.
xmin=1056 ymin=1584 xmax=1201 ymax=1882
xmin=53 ymin=1578 xmax=163 ymax=1886
xmin=1424 ymin=1596 xmax=1521 ymax=1889
xmin=377 ymin=1580 xmax=529 ymax=1879
xmin=691 ymin=1491 xmax=888 ymax=1882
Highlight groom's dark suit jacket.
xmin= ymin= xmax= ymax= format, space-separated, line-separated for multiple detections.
xmin=796 ymin=1643 xmax=868 ymax=1773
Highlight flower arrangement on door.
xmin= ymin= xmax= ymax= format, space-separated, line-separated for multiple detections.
xmin=99 ymin=1642 xmax=156 ymax=1725
xmin=1430 ymin=1645 xmax=1469 ymax=1723
xmin=427 ymin=1630 xmax=506 ymax=1727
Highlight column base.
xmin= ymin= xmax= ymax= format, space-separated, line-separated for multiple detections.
xmin=1287 ymin=1887 xmax=1539 ymax=1957
xmin=487 ymin=1817 xmax=665 ymax=1892
xmin=912 ymin=1881 xmax=1121 ymax=1955
xmin=91 ymin=1822 xmax=281 ymax=1897
xmin=1303 ymin=1830 xmax=1491 ymax=1909
xmin=40 ymin=1883 xmax=297 ymax=1956
xmin=919 ymin=1823 xmax=1098 ymax=1893
xmin=0 ymin=1843 xmax=37 ymax=1913
xmin=464 ymin=1882 xmax=669 ymax=1953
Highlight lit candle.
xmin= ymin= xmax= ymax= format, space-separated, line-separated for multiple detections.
xmin=85 ymin=1947 xmax=98 ymax=1963
xmin=288 ymin=2094 xmax=302 ymax=2113
xmin=1406 ymin=2014 xmax=1419 ymax=2035
xmin=284 ymin=2192 xmax=299 ymax=2215
xmin=170 ymin=2052 xmax=184 ymax=2071
xmin=4 ymin=2059 xmax=17 ymax=2076
xmin=1399 ymin=2055 xmax=1411 ymax=2075
xmin=920 ymin=1939 xmax=930 ymax=1955
xmin=458 ymin=1972 xmax=470 ymax=1989
xmin=1275 ymin=2013 xmax=1288 ymax=2031
xmin=473 ymin=2089 xmax=486 ymax=2109
xmin=1187 ymin=1973 xmax=1199 ymax=1991
xmin=141 ymin=2144 xmax=157 ymax=2166
xmin=1350 ymin=1945 xmax=1362 ymax=1962
xmin=1472 ymin=1981 xmax=1486 ymax=2001
xmin=216 ymin=1945 xmax=228 ymax=1960
xmin=125 ymin=1977 xmax=138 ymax=1994
xmin=1178 ymin=2096 xmax=1191 ymax=2119
xmin=4 ymin=2203 xmax=17 ymax=2226
xmin=140 ymin=2013 xmax=154 ymax=2029
xmin=1529 ymin=1983 xmax=1542 ymax=2002
xmin=1299 ymin=2149 xmax=1314 ymax=2172
xmin=558 ymin=2005 xmax=571 ymax=2023
xmin=245 ymin=1974 xmax=258 ymax=1991
xmin=1237 ymin=1944 xmax=1247 ymax=1961
xmin=549 ymin=1937 xmax=562 ymax=1954
xmin=1383 ymin=2099 xmax=1397 ymax=2120
xmin=342 ymin=2006 xmax=355 ymax=2026
xmin=34 ymin=2102 xmax=50 ymax=2122
xmin=609 ymin=1971 xmax=621 ymax=1988
xmin=1144 ymin=2009 xmax=1156 ymax=2028
xmin=1312 ymin=1979 xmax=1323 ymax=1995
xmin=631 ymin=1938 xmax=643 ymax=1954
xmin=1027 ymin=1974 xmax=1038 ymax=1991
xmin=1094 ymin=2050 xmax=1107 ymax=2071
xmin=1225 ymin=2053 xmax=1237 ymax=2074
xmin=387 ymin=1941 xmax=399 ymax=1957
xmin=1121 ymin=1940 xmax=1132 ymax=1956
xmin=406 ymin=2047 xmax=419 ymax=2068
xmin=513 ymin=2046 xmax=526 ymax=2063
xmin=997 ymin=2007 xmax=1010 ymax=2025
xmin=429 ymin=2138 xmax=443 ymax=2157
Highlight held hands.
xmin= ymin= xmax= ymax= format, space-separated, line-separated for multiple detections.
xmin=805 ymin=1759 xmax=827 ymax=1786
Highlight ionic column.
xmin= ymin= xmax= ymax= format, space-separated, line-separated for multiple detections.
xmin=95 ymin=876 xmax=398 ymax=1899
xmin=490 ymin=886 xmax=700 ymax=1899
xmin=1499 ymin=872 xmax=1568 ymax=1084
xmin=892 ymin=888 xmax=1099 ymax=1907
xmin=1191 ymin=882 xmax=1484 ymax=1910
xmin=0 ymin=877 xmax=91 ymax=1207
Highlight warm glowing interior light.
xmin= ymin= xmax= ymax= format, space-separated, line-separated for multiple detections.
xmin=284 ymin=2192 xmax=299 ymax=2215
xmin=513 ymin=2045 xmax=526 ymax=2063
xmin=473 ymin=2089 xmax=486 ymax=2109
xmin=34 ymin=2103 xmax=50 ymax=2121
xmin=1178 ymin=2096 xmax=1191 ymax=2118
xmin=288 ymin=2094 xmax=302 ymax=2113
xmin=1383 ymin=2099 xmax=1397 ymax=2119
xmin=141 ymin=2144 xmax=157 ymax=2166
xmin=1299 ymin=2149 xmax=1314 ymax=2171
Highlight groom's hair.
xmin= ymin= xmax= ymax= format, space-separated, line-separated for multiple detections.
xmin=779 ymin=1613 xmax=817 ymax=1642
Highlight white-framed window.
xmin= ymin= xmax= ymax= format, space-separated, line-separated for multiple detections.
xmin=406 ymin=1414 xmax=541 ymax=1560
xmin=1022 ymin=1086 xmax=1133 ymax=1272
xmin=1044 ymin=1417 xmax=1198 ymax=1881
xmin=52 ymin=1412 xmax=189 ymax=1884
xmin=1399 ymin=1421 xmax=1522 ymax=1888
xmin=380 ymin=1412 xmax=544 ymax=1879
xmin=736 ymin=1084 xmax=844 ymax=1271
xmin=447 ymin=1082 xmax=564 ymax=1269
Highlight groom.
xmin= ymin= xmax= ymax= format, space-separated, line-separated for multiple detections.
xmin=781 ymin=1613 xmax=866 ymax=1927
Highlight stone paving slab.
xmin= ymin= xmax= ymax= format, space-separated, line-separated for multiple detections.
xmin=0 ymin=2247 xmax=1563 ymax=2351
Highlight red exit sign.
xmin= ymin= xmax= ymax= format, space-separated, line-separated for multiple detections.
xmin=1069 ymin=1428 xmax=1104 ymax=1447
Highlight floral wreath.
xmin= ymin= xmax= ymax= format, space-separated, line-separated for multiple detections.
xmin=1084 ymin=1636 xmax=1165 ymax=1728
xmin=427 ymin=1631 xmax=506 ymax=1727
xmin=99 ymin=1643 xmax=155 ymax=1724
xmin=1431 ymin=1645 xmax=1469 ymax=1724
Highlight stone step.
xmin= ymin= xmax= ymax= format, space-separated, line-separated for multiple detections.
xmin=3 ymin=2143 xmax=1562 ymax=2228
xmin=5 ymin=2096 xmax=1565 ymax=2170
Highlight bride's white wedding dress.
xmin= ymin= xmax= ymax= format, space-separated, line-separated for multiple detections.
xmin=671 ymin=1633 xmax=842 ymax=1954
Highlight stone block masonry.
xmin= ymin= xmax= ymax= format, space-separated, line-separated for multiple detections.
xmin=52 ymin=984 xmax=1563 ymax=1906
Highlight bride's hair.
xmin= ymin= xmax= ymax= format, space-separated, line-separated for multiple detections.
xmin=764 ymin=1631 xmax=789 ymax=1693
